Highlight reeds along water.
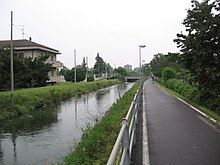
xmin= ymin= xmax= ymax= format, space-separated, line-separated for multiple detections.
xmin=0 ymin=79 xmax=120 ymax=120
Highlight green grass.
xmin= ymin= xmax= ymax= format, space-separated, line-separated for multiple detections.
xmin=0 ymin=79 xmax=120 ymax=120
xmin=156 ymin=82 xmax=220 ymax=125
xmin=60 ymin=81 xmax=140 ymax=165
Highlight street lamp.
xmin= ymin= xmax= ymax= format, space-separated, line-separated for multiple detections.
xmin=139 ymin=45 xmax=146 ymax=80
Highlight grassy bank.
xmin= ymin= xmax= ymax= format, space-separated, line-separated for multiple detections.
xmin=0 ymin=79 xmax=120 ymax=120
xmin=156 ymin=78 xmax=220 ymax=124
xmin=61 ymin=81 xmax=139 ymax=164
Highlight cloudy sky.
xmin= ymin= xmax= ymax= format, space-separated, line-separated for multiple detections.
xmin=0 ymin=0 xmax=192 ymax=69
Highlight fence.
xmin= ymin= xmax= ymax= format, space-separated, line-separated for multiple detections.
xmin=107 ymin=81 xmax=143 ymax=165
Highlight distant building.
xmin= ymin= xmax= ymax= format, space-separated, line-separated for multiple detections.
xmin=0 ymin=39 xmax=63 ymax=83
xmin=124 ymin=64 xmax=132 ymax=72
xmin=133 ymin=67 xmax=140 ymax=72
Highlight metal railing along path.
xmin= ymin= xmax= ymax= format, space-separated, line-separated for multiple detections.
xmin=107 ymin=81 xmax=143 ymax=165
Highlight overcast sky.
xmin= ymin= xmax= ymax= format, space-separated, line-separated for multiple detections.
xmin=0 ymin=0 xmax=192 ymax=69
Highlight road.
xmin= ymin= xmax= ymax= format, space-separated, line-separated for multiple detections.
xmin=132 ymin=79 xmax=220 ymax=165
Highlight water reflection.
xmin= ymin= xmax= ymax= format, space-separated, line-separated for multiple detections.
xmin=0 ymin=83 xmax=133 ymax=165
xmin=0 ymin=107 xmax=59 ymax=165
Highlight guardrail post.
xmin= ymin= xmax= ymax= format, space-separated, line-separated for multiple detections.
xmin=121 ymin=118 xmax=130 ymax=165
xmin=131 ymin=99 xmax=137 ymax=146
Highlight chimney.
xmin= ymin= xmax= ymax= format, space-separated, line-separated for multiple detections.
xmin=29 ymin=37 xmax=32 ymax=41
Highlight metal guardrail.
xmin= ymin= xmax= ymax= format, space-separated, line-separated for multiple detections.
xmin=107 ymin=81 xmax=143 ymax=165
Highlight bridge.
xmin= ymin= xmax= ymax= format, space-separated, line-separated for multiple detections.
xmin=124 ymin=76 xmax=141 ymax=82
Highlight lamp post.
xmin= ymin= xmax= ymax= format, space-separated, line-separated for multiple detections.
xmin=139 ymin=45 xmax=146 ymax=80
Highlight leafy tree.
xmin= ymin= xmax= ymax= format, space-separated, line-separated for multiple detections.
xmin=63 ymin=58 xmax=87 ymax=82
xmin=174 ymin=0 xmax=220 ymax=94
xmin=142 ymin=63 xmax=151 ymax=76
xmin=87 ymin=68 xmax=95 ymax=81
xmin=75 ymin=65 xmax=86 ymax=82
xmin=150 ymin=53 xmax=170 ymax=77
xmin=106 ymin=63 xmax=113 ymax=77
xmin=0 ymin=49 xmax=12 ymax=89
xmin=93 ymin=53 xmax=106 ymax=74
xmin=60 ymin=66 xmax=69 ymax=76
xmin=162 ymin=67 xmax=177 ymax=81
xmin=82 ymin=57 xmax=87 ymax=72
xmin=23 ymin=54 xmax=53 ymax=87
xmin=0 ymin=49 xmax=52 ymax=89
xmin=114 ymin=67 xmax=128 ymax=80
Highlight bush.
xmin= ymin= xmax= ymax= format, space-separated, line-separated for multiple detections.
xmin=162 ymin=67 xmax=176 ymax=81
xmin=156 ymin=77 xmax=166 ymax=86
xmin=159 ymin=78 xmax=220 ymax=115
xmin=87 ymin=76 xmax=94 ymax=82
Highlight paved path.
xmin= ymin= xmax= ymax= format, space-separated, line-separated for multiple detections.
xmin=132 ymin=79 xmax=220 ymax=165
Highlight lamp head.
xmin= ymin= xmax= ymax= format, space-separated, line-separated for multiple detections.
xmin=139 ymin=45 xmax=146 ymax=48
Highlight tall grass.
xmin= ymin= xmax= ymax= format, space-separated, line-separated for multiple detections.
xmin=61 ymin=81 xmax=139 ymax=164
xmin=0 ymin=79 xmax=120 ymax=120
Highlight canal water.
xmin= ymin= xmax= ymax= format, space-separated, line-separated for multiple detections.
xmin=0 ymin=83 xmax=134 ymax=165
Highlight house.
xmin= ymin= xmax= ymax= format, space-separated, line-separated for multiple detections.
xmin=124 ymin=64 xmax=132 ymax=72
xmin=0 ymin=39 xmax=63 ymax=83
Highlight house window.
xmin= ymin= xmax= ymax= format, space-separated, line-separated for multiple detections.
xmin=17 ymin=52 xmax=24 ymax=58
xmin=51 ymin=55 xmax=53 ymax=61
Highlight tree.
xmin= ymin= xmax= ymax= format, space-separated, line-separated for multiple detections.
xmin=23 ymin=54 xmax=53 ymax=87
xmin=106 ymin=63 xmax=113 ymax=77
xmin=0 ymin=49 xmax=52 ymax=89
xmin=114 ymin=67 xmax=128 ymax=80
xmin=162 ymin=67 xmax=177 ymax=81
xmin=142 ymin=63 xmax=151 ymax=76
xmin=63 ymin=58 xmax=86 ymax=82
xmin=174 ymin=0 xmax=220 ymax=94
xmin=150 ymin=53 xmax=170 ymax=77
xmin=93 ymin=53 xmax=106 ymax=74
xmin=0 ymin=49 xmax=13 ymax=89
xmin=59 ymin=66 xmax=69 ymax=76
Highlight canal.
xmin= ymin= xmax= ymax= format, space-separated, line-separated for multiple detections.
xmin=0 ymin=83 xmax=133 ymax=165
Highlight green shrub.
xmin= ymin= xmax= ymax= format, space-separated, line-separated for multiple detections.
xmin=159 ymin=78 xmax=220 ymax=115
xmin=156 ymin=77 xmax=166 ymax=86
xmin=162 ymin=67 xmax=176 ymax=81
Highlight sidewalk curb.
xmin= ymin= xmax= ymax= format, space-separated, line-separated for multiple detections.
xmin=156 ymin=83 xmax=218 ymax=124
xmin=142 ymin=84 xmax=150 ymax=165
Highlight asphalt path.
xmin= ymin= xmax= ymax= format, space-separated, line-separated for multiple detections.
xmin=142 ymin=79 xmax=220 ymax=165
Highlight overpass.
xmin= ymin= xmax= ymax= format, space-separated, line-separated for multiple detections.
xmin=124 ymin=76 xmax=141 ymax=82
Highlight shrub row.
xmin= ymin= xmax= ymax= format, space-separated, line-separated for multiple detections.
xmin=0 ymin=79 xmax=120 ymax=120
xmin=61 ymin=81 xmax=139 ymax=164
xmin=157 ymin=78 xmax=220 ymax=115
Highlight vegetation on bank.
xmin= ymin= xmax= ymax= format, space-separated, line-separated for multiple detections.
xmin=149 ymin=0 xmax=220 ymax=121
xmin=61 ymin=81 xmax=139 ymax=164
xmin=0 ymin=79 xmax=120 ymax=120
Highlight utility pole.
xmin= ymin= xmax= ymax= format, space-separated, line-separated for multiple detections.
xmin=10 ymin=11 xmax=14 ymax=91
xmin=74 ymin=49 xmax=76 ymax=83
